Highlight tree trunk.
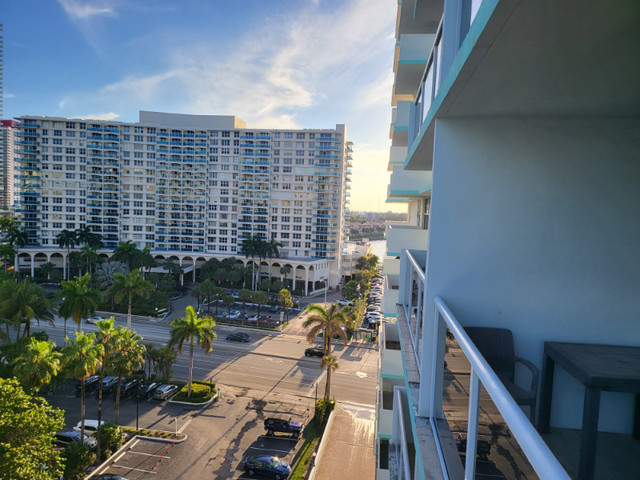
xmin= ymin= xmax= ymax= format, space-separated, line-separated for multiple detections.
xmin=81 ymin=380 xmax=86 ymax=444
xmin=188 ymin=337 xmax=194 ymax=398
xmin=127 ymin=294 xmax=132 ymax=329
xmin=115 ymin=375 xmax=122 ymax=425
xmin=97 ymin=364 xmax=104 ymax=461
xmin=324 ymin=366 xmax=332 ymax=400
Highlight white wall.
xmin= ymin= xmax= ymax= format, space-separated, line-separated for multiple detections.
xmin=425 ymin=117 xmax=640 ymax=433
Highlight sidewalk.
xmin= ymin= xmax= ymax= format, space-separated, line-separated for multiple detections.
xmin=310 ymin=402 xmax=376 ymax=480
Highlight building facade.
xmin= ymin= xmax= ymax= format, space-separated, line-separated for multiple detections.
xmin=377 ymin=1 xmax=640 ymax=479
xmin=0 ymin=120 xmax=15 ymax=214
xmin=13 ymin=111 xmax=353 ymax=290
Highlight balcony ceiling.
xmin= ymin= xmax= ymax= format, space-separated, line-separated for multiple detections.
xmin=441 ymin=0 xmax=640 ymax=118
xmin=396 ymin=0 xmax=443 ymax=36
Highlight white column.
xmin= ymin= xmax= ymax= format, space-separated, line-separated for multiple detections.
xmin=304 ymin=267 xmax=309 ymax=296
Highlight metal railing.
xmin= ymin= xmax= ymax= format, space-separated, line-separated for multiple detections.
xmin=402 ymin=249 xmax=426 ymax=376
xmin=394 ymin=388 xmax=413 ymax=480
xmin=432 ymin=296 xmax=570 ymax=480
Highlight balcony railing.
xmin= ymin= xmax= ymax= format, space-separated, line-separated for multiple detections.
xmin=396 ymin=250 xmax=569 ymax=479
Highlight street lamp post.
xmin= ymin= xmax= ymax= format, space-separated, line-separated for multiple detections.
xmin=136 ymin=395 xmax=139 ymax=431
xmin=323 ymin=279 xmax=328 ymax=305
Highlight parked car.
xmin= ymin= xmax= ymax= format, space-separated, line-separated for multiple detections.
xmin=121 ymin=378 xmax=140 ymax=397
xmin=94 ymin=475 xmax=129 ymax=480
xmin=55 ymin=430 xmax=97 ymax=450
xmin=74 ymin=419 xmax=105 ymax=436
xmin=102 ymin=376 xmax=119 ymax=395
xmin=243 ymin=455 xmax=291 ymax=479
xmin=337 ymin=299 xmax=354 ymax=306
xmin=249 ymin=315 xmax=273 ymax=322
xmin=264 ymin=417 xmax=303 ymax=438
xmin=75 ymin=375 xmax=100 ymax=397
xmin=154 ymin=384 xmax=179 ymax=400
xmin=226 ymin=332 xmax=251 ymax=342
xmin=304 ymin=347 xmax=324 ymax=358
xmin=137 ymin=381 xmax=160 ymax=399
xmin=224 ymin=310 xmax=242 ymax=319
xmin=86 ymin=315 xmax=106 ymax=325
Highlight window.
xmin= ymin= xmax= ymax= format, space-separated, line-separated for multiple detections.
xmin=284 ymin=132 xmax=293 ymax=139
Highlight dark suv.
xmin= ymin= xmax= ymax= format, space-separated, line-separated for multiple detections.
xmin=304 ymin=347 xmax=324 ymax=358
xmin=264 ymin=417 xmax=303 ymax=439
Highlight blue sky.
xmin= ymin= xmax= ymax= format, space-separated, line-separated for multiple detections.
xmin=3 ymin=0 xmax=404 ymax=212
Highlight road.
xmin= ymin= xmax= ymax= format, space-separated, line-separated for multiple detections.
xmin=36 ymin=308 xmax=378 ymax=406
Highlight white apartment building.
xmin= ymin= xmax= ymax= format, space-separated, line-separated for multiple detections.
xmin=13 ymin=111 xmax=353 ymax=291
xmin=0 ymin=120 xmax=15 ymax=213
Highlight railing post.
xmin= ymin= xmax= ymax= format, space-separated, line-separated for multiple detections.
xmin=465 ymin=368 xmax=480 ymax=480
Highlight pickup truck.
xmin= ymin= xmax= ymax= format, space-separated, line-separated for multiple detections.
xmin=264 ymin=417 xmax=303 ymax=439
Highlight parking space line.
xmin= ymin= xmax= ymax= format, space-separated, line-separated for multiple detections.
xmin=248 ymin=446 xmax=292 ymax=454
xmin=112 ymin=464 xmax=158 ymax=474
xmin=126 ymin=451 xmax=171 ymax=458
xmin=257 ymin=435 xmax=299 ymax=441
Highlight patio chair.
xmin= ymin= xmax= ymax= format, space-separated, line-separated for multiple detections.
xmin=464 ymin=327 xmax=539 ymax=422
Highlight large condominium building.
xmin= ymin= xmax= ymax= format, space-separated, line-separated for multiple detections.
xmin=0 ymin=120 xmax=15 ymax=213
xmin=13 ymin=111 xmax=353 ymax=290
xmin=377 ymin=1 xmax=639 ymax=480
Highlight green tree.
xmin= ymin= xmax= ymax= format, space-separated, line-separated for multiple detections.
xmin=280 ymin=265 xmax=292 ymax=289
xmin=153 ymin=345 xmax=177 ymax=382
xmin=56 ymin=229 xmax=77 ymax=280
xmin=74 ymin=224 xmax=102 ymax=250
xmin=265 ymin=238 xmax=282 ymax=282
xmin=252 ymin=290 xmax=269 ymax=318
xmin=38 ymin=262 xmax=56 ymax=282
xmin=12 ymin=338 xmax=62 ymax=393
xmin=200 ymin=258 xmax=220 ymax=281
xmin=341 ymin=305 xmax=359 ymax=336
xmin=0 ymin=378 xmax=65 ymax=480
xmin=62 ymin=441 xmax=95 ymax=480
xmin=111 ymin=240 xmax=141 ymax=270
xmin=7 ymin=226 xmax=28 ymax=274
xmin=0 ymin=243 xmax=16 ymax=273
xmin=238 ymin=288 xmax=252 ymax=316
xmin=210 ymin=286 xmax=224 ymax=317
xmin=0 ymin=279 xmax=53 ymax=340
xmin=94 ymin=317 xmax=116 ymax=460
xmin=271 ymin=279 xmax=284 ymax=293
xmin=212 ymin=267 xmax=228 ymax=288
xmin=93 ymin=260 xmax=128 ymax=290
xmin=278 ymin=289 xmax=293 ymax=321
xmin=222 ymin=294 xmax=235 ymax=318
xmin=321 ymin=354 xmax=340 ymax=400
xmin=341 ymin=280 xmax=360 ymax=301
xmin=190 ymin=282 xmax=206 ymax=312
xmin=356 ymin=254 xmax=379 ymax=271
xmin=78 ymin=243 xmax=100 ymax=277
xmin=241 ymin=234 xmax=266 ymax=290
xmin=259 ymin=278 xmax=272 ymax=292
xmin=58 ymin=274 xmax=100 ymax=335
xmin=108 ymin=269 xmax=155 ymax=329
xmin=62 ymin=332 xmax=103 ymax=445
xmin=169 ymin=306 xmax=216 ymax=398
xmin=303 ymin=304 xmax=347 ymax=357
xmin=108 ymin=327 xmax=145 ymax=425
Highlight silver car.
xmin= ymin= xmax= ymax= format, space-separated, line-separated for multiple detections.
xmin=154 ymin=384 xmax=179 ymax=400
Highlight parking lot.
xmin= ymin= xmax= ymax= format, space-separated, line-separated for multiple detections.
xmin=47 ymin=381 xmax=312 ymax=479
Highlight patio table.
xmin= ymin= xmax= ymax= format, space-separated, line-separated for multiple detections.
xmin=537 ymin=342 xmax=640 ymax=480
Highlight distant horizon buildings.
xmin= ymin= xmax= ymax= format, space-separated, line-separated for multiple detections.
xmin=11 ymin=111 xmax=353 ymax=292
xmin=0 ymin=120 xmax=15 ymax=214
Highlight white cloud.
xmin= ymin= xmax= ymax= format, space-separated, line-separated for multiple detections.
xmin=58 ymin=0 xmax=114 ymax=19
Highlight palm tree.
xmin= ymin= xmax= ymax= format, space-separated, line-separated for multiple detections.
xmin=94 ymin=317 xmax=116 ymax=460
xmin=252 ymin=290 xmax=268 ymax=318
xmin=238 ymin=288 xmax=252 ymax=316
xmin=94 ymin=260 xmax=128 ymax=290
xmin=211 ymin=286 xmax=224 ymax=317
xmin=108 ymin=269 xmax=155 ymax=329
xmin=0 ymin=279 xmax=54 ymax=340
xmin=341 ymin=305 xmax=359 ymax=337
xmin=79 ymin=243 xmax=100 ymax=276
xmin=56 ymin=229 xmax=77 ymax=280
xmin=222 ymin=294 xmax=235 ymax=318
xmin=278 ymin=289 xmax=293 ymax=321
xmin=13 ymin=337 xmax=62 ymax=393
xmin=241 ymin=235 xmax=263 ymax=290
xmin=266 ymin=238 xmax=282 ymax=282
xmin=200 ymin=258 xmax=220 ymax=281
xmin=108 ymin=326 xmax=145 ymax=425
xmin=199 ymin=279 xmax=216 ymax=315
xmin=321 ymin=354 xmax=339 ymax=400
xmin=0 ymin=243 xmax=16 ymax=273
xmin=111 ymin=240 xmax=141 ymax=270
xmin=303 ymin=304 xmax=347 ymax=357
xmin=139 ymin=245 xmax=156 ymax=278
xmin=8 ymin=225 xmax=28 ymax=274
xmin=62 ymin=331 xmax=103 ymax=445
xmin=280 ymin=265 xmax=292 ymax=289
xmin=169 ymin=306 xmax=216 ymax=398
xmin=190 ymin=282 xmax=206 ymax=312
xmin=58 ymin=273 xmax=100 ymax=334
xmin=39 ymin=261 xmax=56 ymax=281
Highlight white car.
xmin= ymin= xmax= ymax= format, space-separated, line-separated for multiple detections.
xmin=225 ymin=310 xmax=242 ymax=319
xmin=337 ymin=299 xmax=354 ymax=306
xmin=74 ymin=419 xmax=105 ymax=436
xmin=85 ymin=316 xmax=106 ymax=325
xmin=154 ymin=384 xmax=179 ymax=400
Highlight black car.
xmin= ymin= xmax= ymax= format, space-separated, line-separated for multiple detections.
xmin=137 ymin=382 xmax=160 ymax=399
xmin=121 ymin=378 xmax=140 ymax=397
xmin=244 ymin=455 xmax=291 ymax=479
xmin=264 ymin=417 xmax=303 ymax=438
xmin=102 ymin=376 xmax=119 ymax=396
xmin=304 ymin=347 xmax=324 ymax=358
xmin=226 ymin=332 xmax=251 ymax=342
xmin=75 ymin=375 xmax=100 ymax=397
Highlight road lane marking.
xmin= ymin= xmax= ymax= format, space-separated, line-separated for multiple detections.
xmin=112 ymin=464 xmax=158 ymax=474
xmin=127 ymin=451 xmax=171 ymax=458
xmin=248 ymin=446 xmax=292 ymax=454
